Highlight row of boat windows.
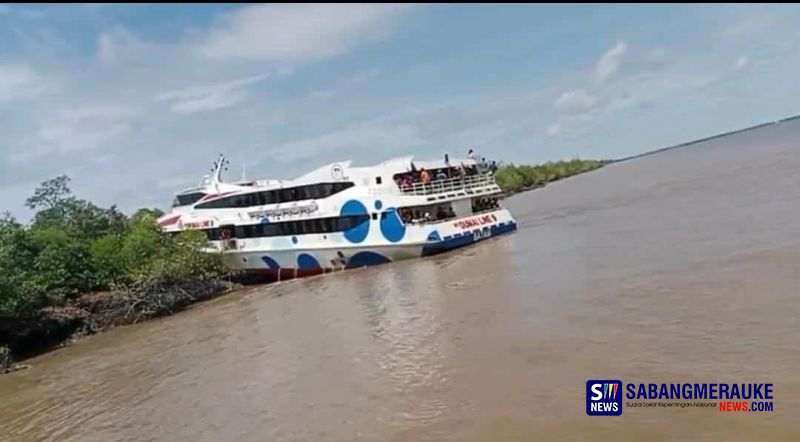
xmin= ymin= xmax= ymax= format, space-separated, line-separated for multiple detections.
xmin=195 ymin=182 xmax=354 ymax=209
xmin=205 ymin=214 xmax=370 ymax=240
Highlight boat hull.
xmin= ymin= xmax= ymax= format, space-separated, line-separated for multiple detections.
xmin=221 ymin=209 xmax=517 ymax=282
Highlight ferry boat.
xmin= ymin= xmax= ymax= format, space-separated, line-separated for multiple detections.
xmin=157 ymin=154 xmax=517 ymax=281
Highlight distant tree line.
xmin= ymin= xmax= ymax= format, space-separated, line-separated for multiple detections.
xmin=493 ymin=158 xmax=604 ymax=194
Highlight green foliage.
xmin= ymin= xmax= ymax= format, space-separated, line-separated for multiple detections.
xmin=91 ymin=214 xmax=223 ymax=290
xmin=0 ymin=214 xmax=37 ymax=315
xmin=25 ymin=175 xmax=72 ymax=212
xmin=29 ymin=227 xmax=96 ymax=300
xmin=494 ymin=158 xmax=602 ymax=193
xmin=131 ymin=208 xmax=165 ymax=222
xmin=90 ymin=234 xmax=126 ymax=286
xmin=130 ymin=230 xmax=224 ymax=289
xmin=0 ymin=177 xmax=224 ymax=316
xmin=494 ymin=167 xmax=526 ymax=193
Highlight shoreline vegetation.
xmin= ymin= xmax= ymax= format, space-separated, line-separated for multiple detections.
xmin=0 ymin=176 xmax=237 ymax=373
xmin=493 ymin=158 xmax=607 ymax=196
xmin=0 ymin=160 xmax=603 ymax=373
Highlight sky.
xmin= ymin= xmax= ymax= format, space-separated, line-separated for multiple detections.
xmin=2 ymin=3 xmax=800 ymax=219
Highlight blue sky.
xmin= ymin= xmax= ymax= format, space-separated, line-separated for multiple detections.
xmin=2 ymin=3 xmax=800 ymax=218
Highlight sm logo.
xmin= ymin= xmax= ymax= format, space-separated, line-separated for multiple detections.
xmin=586 ymin=380 xmax=623 ymax=416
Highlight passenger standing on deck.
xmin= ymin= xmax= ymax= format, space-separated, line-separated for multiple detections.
xmin=419 ymin=168 xmax=431 ymax=194
xmin=420 ymin=168 xmax=431 ymax=185
xmin=468 ymin=149 xmax=477 ymax=161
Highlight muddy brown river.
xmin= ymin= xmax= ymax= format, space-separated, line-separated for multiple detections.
xmin=2 ymin=121 xmax=800 ymax=441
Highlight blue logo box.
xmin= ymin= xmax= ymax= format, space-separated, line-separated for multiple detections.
xmin=586 ymin=379 xmax=623 ymax=416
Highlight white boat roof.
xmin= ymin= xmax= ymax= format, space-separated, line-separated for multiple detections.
xmin=276 ymin=155 xmax=478 ymax=187
xmin=176 ymin=154 xmax=479 ymax=195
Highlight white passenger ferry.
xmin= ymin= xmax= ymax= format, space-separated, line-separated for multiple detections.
xmin=157 ymin=154 xmax=517 ymax=281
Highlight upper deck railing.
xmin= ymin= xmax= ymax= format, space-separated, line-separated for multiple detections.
xmin=398 ymin=173 xmax=499 ymax=196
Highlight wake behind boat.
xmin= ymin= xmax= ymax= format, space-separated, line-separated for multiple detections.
xmin=157 ymin=154 xmax=517 ymax=281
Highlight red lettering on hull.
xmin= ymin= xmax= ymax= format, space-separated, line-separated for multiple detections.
xmin=453 ymin=212 xmax=499 ymax=230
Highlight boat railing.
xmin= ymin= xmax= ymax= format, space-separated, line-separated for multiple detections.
xmin=398 ymin=173 xmax=498 ymax=196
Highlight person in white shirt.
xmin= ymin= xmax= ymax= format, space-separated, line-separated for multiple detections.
xmin=467 ymin=148 xmax=477 ymax=161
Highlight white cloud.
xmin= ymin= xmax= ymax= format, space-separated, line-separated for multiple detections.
xmin=554 ymin=89 xmax=600 ymax=115
xmin=548 ymin=42 xmax=642 ymax=137
xmin=197 ymin=4 xmax=411 ymax=62
xmin=97 ymin=27 xmax=145 ymax=66
xmin=723 ymin=12 xmax=776 ymax=39
xmin=12 ymin=104 xmax=137 ymax=161
xmin=154 ymin=74 xmax=269 ymax=114
xmin=595 ymin=41 xmax=627 ymax=83
xmin=0 ymin=63 xmax=43 ymax=102
xmin=58 ymin=104 xmax=135 ymax=122
xmin=269 ymin=121 xmax=423 ymax=163
xmin=645 ymin=47 xmax=668 ymax=69
xmin=307 ymin=68 xmax=380 ymax=100
xmin=733 ymin=56 xmax=749 ymax=71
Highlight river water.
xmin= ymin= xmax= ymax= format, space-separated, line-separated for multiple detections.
xmin=2 ymin=121 xmax=800 ymax=441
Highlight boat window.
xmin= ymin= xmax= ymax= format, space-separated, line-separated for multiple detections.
xmin=234 ymin=226 xmax=245 ymax=238
xmin=376 ymin=176 xmax=382 ymax=185
xmin=320 ymin=183 xmax=335 ymax=196
xmin=263 ymin=224 xmax=279 ymax=236
xmin=173 ymin=192 xmax=206 ymax=207
xmin=195 ymin=182 xmax=354 ymax=209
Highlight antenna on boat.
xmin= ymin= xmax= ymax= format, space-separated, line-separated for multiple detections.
xmin=210 ymin=154 xmax=229 ymax=189
xmin=241 ymin=153 xmax=246 ymax=181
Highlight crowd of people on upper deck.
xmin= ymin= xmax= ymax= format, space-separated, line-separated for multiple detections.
xmin=394 ymin=149 xmax=498 ymax=192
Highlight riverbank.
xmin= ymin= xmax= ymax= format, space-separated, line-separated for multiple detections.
xmin=1 ymin=175 xmax=234 ymax=372
xmin=1 ymin=277 xmax=240 ymax=373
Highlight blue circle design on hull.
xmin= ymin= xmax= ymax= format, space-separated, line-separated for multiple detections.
xmin=261 ymin=256 xmax=280 ymax=269
xmin=379 ymin=208 xmax=406 ymax=242
xmin=340 ymin=199 xmax=369 ymax=243
xmin=346 ymin=251 xmax=392 ymax=269
xmin=427 ymin=230 xmax=441 ymax=242
xmin=297 ymin=253 xmax=321 ymax=269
